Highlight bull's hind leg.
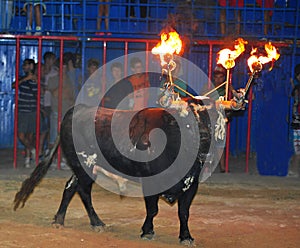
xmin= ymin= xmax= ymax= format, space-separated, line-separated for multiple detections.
xmin=141 ymin=195 xmax=159 ymax=240
xmin=77 ymin=178 xmax=106 ymax=232
xmin=53 ymin=175 xmax=78 ymax=228
xmin=177 ymin=180 xmax=199 ymax=245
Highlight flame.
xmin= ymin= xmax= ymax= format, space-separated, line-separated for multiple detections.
xmin=151 ymin=31 xmax=183 ymax=66
xmin=247 ymin=42 xmax=280 ymax=72
xmin=217 ymin=38 xmax=248 ymax=70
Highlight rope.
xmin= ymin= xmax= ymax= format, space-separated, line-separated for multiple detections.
xmin=215 ymin=107 xmax=226 ymax=141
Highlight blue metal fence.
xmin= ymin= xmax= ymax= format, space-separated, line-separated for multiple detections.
xmin=0 ymin=1 xmax=299 ymax=40
xmin=0 ymin=0 xmax=300 ymax=174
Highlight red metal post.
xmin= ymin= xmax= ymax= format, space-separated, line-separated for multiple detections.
xmin=208 ymin=44 xmax=213 ymax=89
xmin=13 ymin=38 xmax=20 ymax=169
xmin=225 ymin=70 xmax=233 ymax=173
xmin=57 ymin=39 xmax=64 ymax=170
xmin=124 ymin=41 xmax=128 ymax=77
xmin=145 ymin=42 xmax=149 ymax=70
xmin=35 ymin=37 xmax=42 ymax=165
xmin=245 ymin=85 xmax=253 ymax=173
xmin=101 ymin=41 xmax=107 ymax=106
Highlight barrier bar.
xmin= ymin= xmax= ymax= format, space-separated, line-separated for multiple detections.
xmin=56 ymin=39 xmax=64 ymax=170
xmin=13 ymin=37 xmax=20 ymax=169
xmin=35 ymin=37 xmax=42 ymax=165
xmin=246 ymin=85 xmax=253 ymax=173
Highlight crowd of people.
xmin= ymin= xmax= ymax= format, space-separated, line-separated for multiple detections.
xmin=14 ymin=52 xmax=156 ymax=168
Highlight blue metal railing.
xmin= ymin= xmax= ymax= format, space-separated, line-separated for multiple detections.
xmin=0 ymin=0 xmax=299 ymax=40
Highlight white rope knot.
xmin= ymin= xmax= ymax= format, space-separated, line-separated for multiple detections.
xmin=215 ymin=107 xmax=226 ymax=141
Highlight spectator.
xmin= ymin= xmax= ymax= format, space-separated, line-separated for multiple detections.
xmin=126 ymin=0 xmax=148 ymax=18
xmin=33 ymin=62 xmax=48 ymax=159
xmin=63 ymin=52 xmax=82 ymax=97
xmin=23 ymin=0 xmax=46 ymax=35
xmin=81 ymin=58 xmax=102 ymax=106
xmin=103 ymin=62 xmax=133 ymax=109
xmin=290 ymin=64 xmax=300 ymax=175
xmin=97 ymin=0 xmax=111 ymax=34
xmin=127 ymin=57 xmax=150 ymax=110
xmin=218 ymin=0 xmax=244 ymax=35
xmin=47 ymin=57 xmax=75 ymax=150
xmin=0 ymin=0 xmax=13 ymax=33
xmin=256 ymin=0 xmax=274 ymax=36
xmin=12 ymin=59 xmax=37 ymax=168
xmin=41 ymin=51 xmax=58 ymax=152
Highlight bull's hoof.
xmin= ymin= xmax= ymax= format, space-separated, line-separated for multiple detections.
xmin=179 ymin=238 xmax=195 ymax=246
xmin=51 ymin=222 xmax=64 ymax=229
xmin=141 ymin=230 xmax=155 ymax=240
xmin=91 ymin=224 xmax=106 ymax=233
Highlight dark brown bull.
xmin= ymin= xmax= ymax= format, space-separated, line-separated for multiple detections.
xmin=14 ymin=98 xmax=214 ymax=245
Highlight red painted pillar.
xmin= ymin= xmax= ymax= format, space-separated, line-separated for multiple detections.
xmin=35 ymin=37 xmax=42 ymax=165
xmin=57 ymin=39 xmax=64 ymax=170
xmin=246 ymin=85 xmax=253 ymax=173
xmin=13 ymin=38 xmax=20 ymax=169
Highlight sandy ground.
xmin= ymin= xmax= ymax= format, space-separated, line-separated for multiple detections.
xmin=0 ymin=149 xmax=300 ymax=248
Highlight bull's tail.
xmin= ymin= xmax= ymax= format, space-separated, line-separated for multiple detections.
xmin=13 ymin=135 xmax=60 ymax=211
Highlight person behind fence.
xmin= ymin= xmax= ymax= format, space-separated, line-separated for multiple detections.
xmin=126 ymin=0 xmax=148 ymax=18
xmin=289 ymin=63 xmax=300 ymax=176
xmin=23 ymin=0 xmax=46 ymax=35
xmin=127 ymin=57 xmax=150 ymax=110
xmin=97 ymin=0 xmax=111 ymax=34
xmin=82 ymin=58 xmax=102 ymax=106
xmin=33 ymin=62 xmax=49 ymax=160
xmin=103 ymin=62 xmax=134 ymax=109
xmin=218 ymin=0 xmax=244 ymax=35
xmin=63 ymin=52 xmax=82 ymax=97
xmin=47 ymin=56 xmax=75 ymax=168
xmin=256 ymin=0 xmax=274 ymax=36
xmin=12 ymin=59 xmax=37 ymax=168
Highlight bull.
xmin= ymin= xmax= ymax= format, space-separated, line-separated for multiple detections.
xmin=13 ymin=96 xmax=219 ymax=245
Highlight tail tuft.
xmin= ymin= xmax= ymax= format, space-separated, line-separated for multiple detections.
xmin=13 ymin=135 xmax=60 ymax=211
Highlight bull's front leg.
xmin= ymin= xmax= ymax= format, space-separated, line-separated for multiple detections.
xmin=141 ymin=195 xmax=159 ymax=240
xmin=177 ymin=180 xmax=199 ymax=245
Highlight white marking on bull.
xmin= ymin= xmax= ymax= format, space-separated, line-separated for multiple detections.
xmin=182 ymin=176 xmax=194 ymax=192
xmin=77 ymin=151 xmax=97 ymax=167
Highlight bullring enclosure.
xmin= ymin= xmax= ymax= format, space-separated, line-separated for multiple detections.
xmin=1 ymin=149 xmax=300 ymax=248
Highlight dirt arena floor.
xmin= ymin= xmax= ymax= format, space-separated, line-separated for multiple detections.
xmin=1 ymin=149 xmax=300 ymax=248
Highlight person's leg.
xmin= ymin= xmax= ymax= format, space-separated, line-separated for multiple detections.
xmin=97 ymin=1 xmax=103 ymax=30
xmin=263 ymin=11 xmax=271 ymax=35
xmin=220 ymin=9 xmax=226 ymax=35
xmin=235 ymin=10 xmax=241 ymax=34
xmin=18 ymin=132 xmax=31 ymax=158
xmin=34 ymin=4 xmax=41 ymax=27
xmin=140 ymin=0 xmax=148 ymax=18
xmin=104 ymin=3 xmax=110 ymax=31
xmin=49 ymin=111 xmax=58 ymax=148
xmin=34 ymin=4 xmax=42 ymax=35
xmin=126 ymin=0 xmax=135 ymax=18
xmin=26 ymin=3 xmax=33 ymax=32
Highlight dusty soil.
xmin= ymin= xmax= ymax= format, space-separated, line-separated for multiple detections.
xmin=0 ymin=165 xmax=300 ymax=248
